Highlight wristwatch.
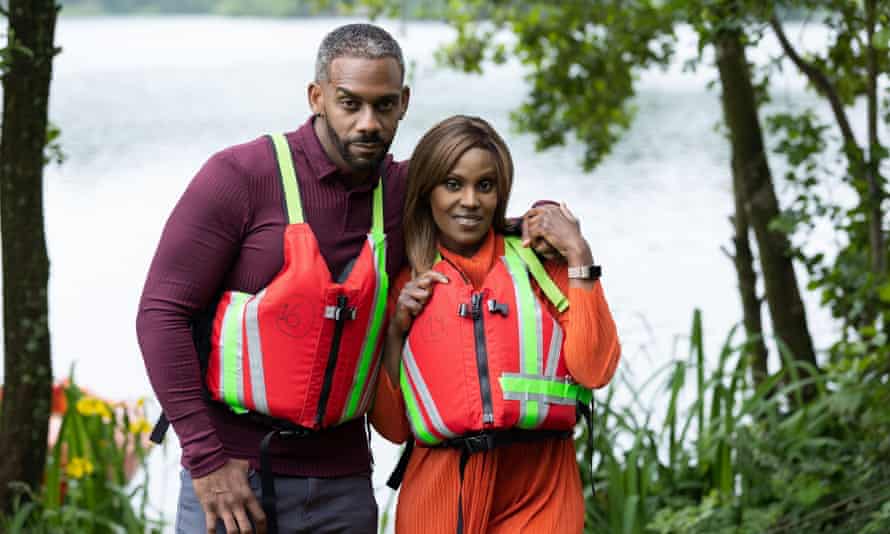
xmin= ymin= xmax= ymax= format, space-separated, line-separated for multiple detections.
xmin=567 ymin=264 xmax=602 ymax=281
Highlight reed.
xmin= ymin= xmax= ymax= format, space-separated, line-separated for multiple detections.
xmin=579 ymin=309 xmax=890 ymax=533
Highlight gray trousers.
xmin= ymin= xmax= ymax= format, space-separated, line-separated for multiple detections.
xmin=176 ymin=468 xmax=377 ymax=533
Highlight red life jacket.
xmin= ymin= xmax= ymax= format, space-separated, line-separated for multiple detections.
xmin=203 ymin=133 xmax=388 ymax=430
xmin=400 ymin=235 xmax=591 ymax=446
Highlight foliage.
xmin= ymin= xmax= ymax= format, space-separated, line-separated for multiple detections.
xmin=56 ymin=0 xmax=427 ymax=16
xmin=762 ymin=0 xmax=890 ymax=355
xmin=0 ymin=376 xmax=163 ymax=533
xmin=575 ymin=310 xmax=890 ymax=533
xmin=420 ymin=1 xmax=677 ymax=171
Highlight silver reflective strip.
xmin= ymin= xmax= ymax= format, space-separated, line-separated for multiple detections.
xmin=532 ymin=289 xmax=547 ymax=423
xmin=245 ymin=289 xmax=269 ymax=414
xmin=341 ymin=234 xmax=384 ymax=422
xmin=502 ymin=391 xmax=578 ymax=406
xmin=545 ymin=318 xmax=563 ymax=377
xmin=402 ymin=340 xmax=457 ymax=439
xmin=501 ymin=257 xmax=529 ymax=426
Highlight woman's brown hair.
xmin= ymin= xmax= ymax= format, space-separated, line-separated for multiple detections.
xmin=403 ymin=115 xmax=515 ymax=273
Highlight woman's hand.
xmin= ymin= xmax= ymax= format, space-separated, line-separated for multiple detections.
xmin=523 ymin=202 xmax=594 ymax=267
xmin=390 ymin=270 xmax=450 ymax=337
xmin=384 ymin=270 xmax=449 ymax=383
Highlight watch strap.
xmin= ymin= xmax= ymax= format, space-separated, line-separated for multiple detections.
xmin=567 ymin=264 xmax=602 ymax=280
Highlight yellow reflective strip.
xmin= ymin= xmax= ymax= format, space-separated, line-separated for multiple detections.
xmin=504 ymin=236 xmax=568 ymax=312
xmin=270 ymin=133 xmax=303 ymax=224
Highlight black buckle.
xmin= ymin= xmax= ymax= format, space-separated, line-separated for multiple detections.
xmin=487 ymin=299 xmax=509 ymax=316
xmin=324 ymin=295 xmax=356 ymax=321
xmin=278 ymin=427 xmax=312 ymax=438
xmin=459 ymin=433 xmax=495 ymax=453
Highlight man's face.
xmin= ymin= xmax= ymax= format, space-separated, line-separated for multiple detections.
xmin=309 ymin=56 xmax=409 ymax=176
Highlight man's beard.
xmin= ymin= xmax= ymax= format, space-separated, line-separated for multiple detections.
xmin=324 ymin=117 xmax=390 ymax=173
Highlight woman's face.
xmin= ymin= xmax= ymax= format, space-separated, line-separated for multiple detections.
xmin=430 ymin=147 xmax=500 ymax=257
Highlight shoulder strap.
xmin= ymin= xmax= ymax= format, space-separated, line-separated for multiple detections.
xmin=503 ymin=236 xmax=569 ymax=312
xmin=270 ymin=132 xmax=385 ymax=233
xmin=371 ymin=176 xmax=384 ymax=236
xmin=268 ymin=133 xmax=304 ymax=224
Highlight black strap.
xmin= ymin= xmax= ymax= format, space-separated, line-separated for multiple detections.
xmin=260 ymin=430 xmax=280 ymax=534
xmin=386 ymin=428 xmax=569 ymax=491
xmin=386 ymin=440 xmax=415 ymax=490
xmin=149 ymin=413 xmax=169 ymax=445
xmin=456 ymin=448 xmax=470 ymax=534
xmin=442 ymin=428 xmax=571 ymax=454
xmin=578 ymin=400 xmax=595 ymax=496
xmin=258 ymin=427 xmax=314 ymax=534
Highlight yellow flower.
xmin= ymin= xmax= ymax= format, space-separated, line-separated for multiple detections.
xmin=76 ymin=396 xmax=112 ymax=420
xmin=136 ymin=398 xmax=145 ymax=409
xmin=129 ymin=418 xmax=152 ymax=435
xmin=65 ymin=457 xmax=94 ymax=479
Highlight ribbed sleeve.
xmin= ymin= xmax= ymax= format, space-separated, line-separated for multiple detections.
xmin=541 ymin=261 xmax=622 ymax=389
xmin=136 ymin=151 xmax=248 ymax=477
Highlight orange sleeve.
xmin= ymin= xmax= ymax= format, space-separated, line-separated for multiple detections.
xmin=542 ymin=262 xmax=621 ymax=389
xmin=368 ymin=268 xmax=413 ymax=444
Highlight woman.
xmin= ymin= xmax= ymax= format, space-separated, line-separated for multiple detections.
xmin=371 ymin=115 xmax=620 ymax=534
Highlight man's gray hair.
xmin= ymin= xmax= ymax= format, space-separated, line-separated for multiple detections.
xmin=315 ymin=23 xmax=405 ymax=83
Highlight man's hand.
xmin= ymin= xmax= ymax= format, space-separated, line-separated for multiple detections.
xmin=191 ymin=458 xmax=266 ymax=534
xmin=521 ymin=203 xmax=569 ymax=260
xmin=522 ymin=203 xmax=593 ymax=266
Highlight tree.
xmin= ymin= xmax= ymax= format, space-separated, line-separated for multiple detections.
xmin=691 ymin=1 xmax=821 ymax=394
xmin=765 ymin=0 xmax=889 ymax=353
xmin=0 ymin=0 xmax=61 ymax=510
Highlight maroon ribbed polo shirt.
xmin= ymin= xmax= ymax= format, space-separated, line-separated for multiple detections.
xmin=136 ymin=116 xmax=407 ymax=478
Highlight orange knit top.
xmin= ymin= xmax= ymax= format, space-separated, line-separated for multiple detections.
xmin=370 ymin=231 xmax=620 ymax=534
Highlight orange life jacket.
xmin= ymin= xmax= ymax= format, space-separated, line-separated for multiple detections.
xmin=400 ymin=236 xmax=591 ymax=447
xmin=203 ymin=133 xmax=388 ymax=430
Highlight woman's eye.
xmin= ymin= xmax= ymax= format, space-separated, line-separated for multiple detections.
xmin=444 ymin=179 xmax=461 ymax=192
xmin=478 ymin=180 xmax=495 ymax=193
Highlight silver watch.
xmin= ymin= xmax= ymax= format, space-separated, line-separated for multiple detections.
xmin=567 ymin=264 xmax=602 ymax=280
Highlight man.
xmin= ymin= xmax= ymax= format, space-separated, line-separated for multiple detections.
xmin=138 ymin=23 xmax=560 ymax=534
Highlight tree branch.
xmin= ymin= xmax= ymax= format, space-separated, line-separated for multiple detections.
xmin=769 ymin=16 xmax=859 ymax=155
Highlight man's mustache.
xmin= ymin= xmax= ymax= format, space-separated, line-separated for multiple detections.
xmin=346 ymin=133 xmax=384 ymax=145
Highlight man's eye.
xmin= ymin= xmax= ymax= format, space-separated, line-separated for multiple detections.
xmin=478 ymin=180 xmax=495 ymax=193
xmin=376 ymin=101 xmax=395 ymax=112
xmin=341 ymin=99 xmax=359 ymax=110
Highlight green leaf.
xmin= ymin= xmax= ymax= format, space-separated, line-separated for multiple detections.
xmin=874 ymin=28 xmax=890 ymax=50
xmin=878 ymin=282 xmax=890 ymax=303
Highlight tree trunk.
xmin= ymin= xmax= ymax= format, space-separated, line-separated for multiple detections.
xmin=0 ymin=0 xmax=59 ymax=510
xmin=864 ymin=0 xmax=885 ymax=277
xmin=714 ymin=29 xmax=818 ymax=399
xmin=728 ymin=204 xmax=769 ymax=389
